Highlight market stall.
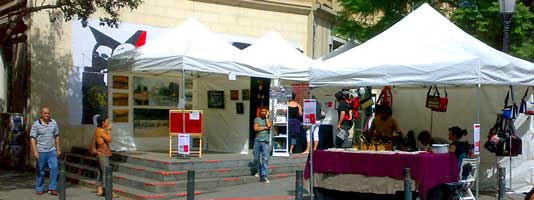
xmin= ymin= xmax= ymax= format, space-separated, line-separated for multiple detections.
xmin=108 ymin=18 xmax=317 ymax=154
xmin=240 ymin=31 xmax=317 ymax=155
xmin=309 ymin=3 xmax=534 ymax=198
xmin=108 ymin=18 xmax=273 ymax=153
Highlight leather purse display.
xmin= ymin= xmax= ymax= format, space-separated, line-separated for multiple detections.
xmin=426 ymin=85 xmax=441 ymax=110
xmin=377 ymin=86 xmax=393 ymax=107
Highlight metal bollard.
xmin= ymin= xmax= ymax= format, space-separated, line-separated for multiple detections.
xmin=404 ymin=168 xmax=412 ymax=200
xmin=295 ymin=170 xmax=303 ymax=200
xmin=187 ymin=170 xmax=195 ymax=200
xmin=498 ymin=167 xmax=506 ymax=200
xmin=59 ymin=161 xmax=66 ymax=200
xmin=105 ymin=166 xmax=113 ymax=200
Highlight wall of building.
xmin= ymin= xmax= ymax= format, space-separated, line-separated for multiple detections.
xmin=28 ymin=0 xmax=330 ymax=152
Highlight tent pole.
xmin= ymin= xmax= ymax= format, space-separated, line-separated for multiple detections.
xmin=476 ymin=84 xmax=481 ymax=200
xmin=309 ymin=85 xmax=314 ymax=200
xmin=430 ymin=110 xmax=433 ymax=135
xmin=182 ymin=64 xmax=186 ymax=158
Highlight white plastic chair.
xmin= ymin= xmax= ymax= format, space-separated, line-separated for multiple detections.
xmin=448 ymin=158 xmax=478 ymax=200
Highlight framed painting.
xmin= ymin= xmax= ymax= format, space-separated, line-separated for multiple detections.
xmin=112 ymin=75 xmax=129 ymax=89
xmin=208 ymin=91 xmax=224 ymax=109
xmin=242 ymin=89 xmax=250 ymax=101
xmin=230 ymin=90 xmax=239 ymax=100
xmin=113 ymin=109 xmax=129 ymax=123
xmin=133 ymin=108 xmax=169 ymax=137
xmin=236 ymin=102 xmax=244 ymax=114
xmin=133 ymin=76 xmax=179 ymax=106
xmin=112 ymin=93 xmax=128 ymax=106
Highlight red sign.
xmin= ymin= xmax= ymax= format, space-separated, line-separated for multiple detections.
xmin=170 ymin=111 xmax=202 ymax=134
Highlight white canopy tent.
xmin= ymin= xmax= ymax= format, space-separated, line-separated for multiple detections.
xmin=108 ymin=18 xmax=275 ymax=154
xmin=109 ymin=18 xmax=271 ymax=78
xmin=309 ymin=3 xmax=534 ymax=196
xmin=107 ymin=18 xmax=317 ymax=153
xmin=318 ymin=40 xmax=359 ymax=61
xmin=311 ymin=4 xmax=534 ymax=87
xmin=240 ymin=31 xmax=315 ymax=82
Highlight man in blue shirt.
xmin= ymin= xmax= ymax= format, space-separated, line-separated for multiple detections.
xmin=253 ymin=106 xmax=272 ymax=184
xmin=30 ymin=107 xmax=61 ymax=195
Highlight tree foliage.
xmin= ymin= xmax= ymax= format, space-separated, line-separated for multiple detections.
xmin=23 ymin=0 xmax=143 ymax=28
xmin=336 ymin=0 xmax=534 ymax=61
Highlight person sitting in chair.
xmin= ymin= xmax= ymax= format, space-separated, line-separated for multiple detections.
xmin=417 ymin=130 xmax=449 ymax=152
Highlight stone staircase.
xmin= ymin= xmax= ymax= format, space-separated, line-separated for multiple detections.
xmin=64 ymin=147 xmax=307 ymax=200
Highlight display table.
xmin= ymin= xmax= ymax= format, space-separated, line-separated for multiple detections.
xmin=305 ymin=150 xmax=459 ymax=198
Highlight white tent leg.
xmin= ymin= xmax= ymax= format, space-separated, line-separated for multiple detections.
xmin=475 ymin=84 xmax=480 ymax=199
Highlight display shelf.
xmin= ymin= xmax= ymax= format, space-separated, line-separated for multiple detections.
xmin=270 ymin=85 xmax=292 ymax=157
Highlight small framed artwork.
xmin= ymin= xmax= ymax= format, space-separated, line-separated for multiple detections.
xmin=230 ymin=90 xmax=239 ymax=100
xmin=208 ymin=91 xmax=225 ymax=109
xmin=113 ymin=109 xmax=129 ymax=123
xmin=112 ymin=93 xmax=129 ymax=106
xmin=236 ymin=102 xmax=244 ymax=114
xmin=112 ymin=75 xmax=129 ymax=89
xmin=242 ymin=89 xmax=250 ymax=101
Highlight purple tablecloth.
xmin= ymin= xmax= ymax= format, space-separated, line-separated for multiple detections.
xmin=304 ymin=150 xmax=459 ymax=198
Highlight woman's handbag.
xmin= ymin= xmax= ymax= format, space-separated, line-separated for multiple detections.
xmin=502 ymin=86 xmax=518 ymax=119
xmin=426 ymin=86 xmax=441 ymax=110
xmin=519 ymin=87 xmax=534 ymax=115
xmin=88 ymin=136 xmax=97 ymax=155
xmin=495 ymin=117 xmax=522 ymax=156
xmin=377 ymin=86 xmax=393 ymax=107
xmin=432 ymin=87 xmax=448 ymax=112
xmin=359 ymin=96 xmax=374 ymax=109
xmin=484 ymin=114 xmax=502 ymax=153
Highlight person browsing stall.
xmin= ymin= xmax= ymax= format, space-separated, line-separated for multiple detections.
xmin=288 ymin=93 xmax=303 ymax=153
xmin=335 ymin=91 xmax=352 ymax=148
xmin=253 ymin=106 xmax=272 ymax=184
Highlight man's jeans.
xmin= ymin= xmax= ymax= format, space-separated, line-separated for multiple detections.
xmin=36 ymin=151 xmax=58 ymax=192
xmin=253 ymin=140 xmax=271 ymax=179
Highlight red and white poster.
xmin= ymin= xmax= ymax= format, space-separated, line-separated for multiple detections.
xmin=473 ymin=124 xmax=480 ymax=155
xmin=178 ymin=133 xmax=190 ymax=155
xmin=303 ymin=99 xmax=317 ymax=126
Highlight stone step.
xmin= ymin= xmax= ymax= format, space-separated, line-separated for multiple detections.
xmin=112 ymin=171 xmax=294 ymax=193
xmin=116 ymin=161 xmax=305 ymax=181
xmin=66 ymin=172 xmax=204 ymax=200
xmin=65 ymin=151 xmax=308 ymax=171
xmin=64 ymin=161 xmax=99 ymax=179
xmin=65 ymin=152 xmax=304 ymax=181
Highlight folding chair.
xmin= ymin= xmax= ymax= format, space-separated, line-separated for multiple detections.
xmin=447 ymin=158 xmax=478 ymax=200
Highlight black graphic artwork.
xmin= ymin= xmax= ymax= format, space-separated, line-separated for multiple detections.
xmin=81 ymin=27 xmax=146 ymax=124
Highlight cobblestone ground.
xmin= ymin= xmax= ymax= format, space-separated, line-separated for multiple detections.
xmin=0 ymin=170 xmax=131 ymax=200
xmin=0 ymin=170 xmax=526 ymax=200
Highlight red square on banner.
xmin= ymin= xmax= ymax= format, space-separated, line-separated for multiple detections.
xmin=184 ymin=145 xmax=189 ymax=152
xmin=310 ymin=114 xmax=316 ymax=124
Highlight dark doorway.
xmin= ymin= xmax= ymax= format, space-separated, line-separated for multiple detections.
xmin=249 ymin=77 xmax=270 ymax=149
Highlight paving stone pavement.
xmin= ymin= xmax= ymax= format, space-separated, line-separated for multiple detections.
xmin=0 ymin=171 xmax=132 ymax=200
xmin=0 ymin=170 xmax=527 ymax=200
